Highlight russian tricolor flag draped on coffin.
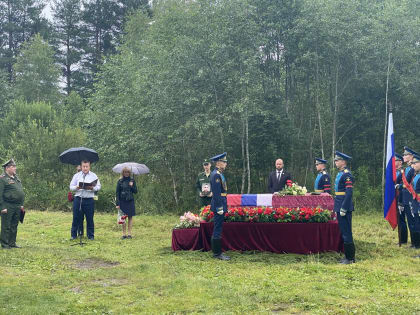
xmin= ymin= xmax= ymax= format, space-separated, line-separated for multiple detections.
xmin=384 ymin=113 xmax=398 ymax=229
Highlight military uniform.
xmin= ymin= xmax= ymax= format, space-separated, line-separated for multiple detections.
xmin=399 ymin=147 xmax=419 ymax=247
xmin=333 ymin=151 xmax=355 ymax=264
xmin=196 ymin=171 xmax=212 ymax=207
xmin=0 ymin=159 xmax=25 ymax=249
xmin=408 ymin=154 xmax=420 ymax=251
xmin=209 ymin=152 xmax=229 ymax=260
xmin=314 ymin=158 xmax=331 ymax=194
xmin=395 ymin=153 xmax=408 ymax=244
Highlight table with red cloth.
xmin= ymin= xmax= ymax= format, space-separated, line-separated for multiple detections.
xmin=172 ymin=221 xmax=343 ymax=254
xmin=226 ymin=193 xmax=334 ymax=210
xmin=271 ymin=194 xmax=334 ymax=210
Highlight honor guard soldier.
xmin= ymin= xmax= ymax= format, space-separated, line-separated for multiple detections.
xmin=0 ymin=159 xmax=25 ymax=249
xmin=407 ymin=154 xmax=420 ymax=253
xmin=196 ymin=159 xmax=213 ymax=207
xmin=399 ymin=147 xmax=419 ymax=247
xmin=314 ymin=158 xmax=331 ymax=194
xmin=395 ymin=153 xmax=407 ymax=244
xmin=334 ymin=151 xmax=355 ymax=264
xmin=209 ymin=152 xmax=230 ymax=260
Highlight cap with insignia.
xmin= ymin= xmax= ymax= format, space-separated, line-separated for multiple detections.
xmin=2 ymin=158 xmax=16 ymax=168
xmin=315 ymin=157 xmax=327 ymax=165
xmin=412 ymin=154 xmax=420 ymax=164
xmin=334 ymin=151 xmax=352 ymax=161
xmin=395 ymin=153 xmax=403 ymax=161
xmin=210 ymin=152 xmax=228 ymax=162
xmin=403 ymin=146 xmax=419 ymax=156
xmin=202 ymin=159 xmax=210 ymax=165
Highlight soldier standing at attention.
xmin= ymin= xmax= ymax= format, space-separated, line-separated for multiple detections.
xmin=0 ymin=159 xmax=25 ymax=249
xmin=395 ymin=153 xmax=407 ymax=244
xmin=209 ymin=152 xmax=230 ymax=260
xmin=196 ymin=159 xmax=213 ymax=207
xmin=409 ymin=154 xmax=420 ymax=254
xmin=334 ymin=151 xmax=355 ymax=264
xmin=399 ymin=147 xmax=419 ymax=248
xmin=314 ymin=158 xmax=331 ymax=194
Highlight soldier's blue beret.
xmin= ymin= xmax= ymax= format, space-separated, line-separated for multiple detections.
xmin=210 ymin=152 xmax=227 ymax=162
xmin=315 ymin=158 xmax=327 ymax=164
xmin=395 ymin=153 xmax=403 ymax=161
xmin=403 ymin=147 xmax=419 ymax=156
xmin=334 ymin=151 xmax=351 ymax=161
xmin=412 ymin=154 xmax=420 ymax=163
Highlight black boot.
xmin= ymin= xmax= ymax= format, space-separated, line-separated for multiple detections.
xmin=413 ymin=232 xmax=420 ymax=249
xmin=409 ymin=231 xmax=416 ymax=248
xmin=340 ymin=243 xmax=355 ymax=264
xmin=212 ymin=238 xmax=230 ymax=261
xmin=400 ymin=228 xmax=408 ymax=244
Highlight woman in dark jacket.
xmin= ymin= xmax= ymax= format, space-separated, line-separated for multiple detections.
xmin=116 ymin=167 xmax=138 ymax=239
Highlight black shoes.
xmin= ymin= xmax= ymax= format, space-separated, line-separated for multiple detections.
xmin=10 ymin=244 xmax=21 ymax=248
xmin=121 ymin=235 xmax=127 ymax=239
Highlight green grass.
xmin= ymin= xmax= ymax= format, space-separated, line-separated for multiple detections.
xmin=0 ymin=211 xmax=419 ymax=314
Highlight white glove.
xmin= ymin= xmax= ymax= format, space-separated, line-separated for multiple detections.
xmin=398 ymin=205 xmax=404 ymax=215
xmin=340 ymin=208 xmax=347 ymax=216
xmin=217 ymin=207 xmax=224 ymax=215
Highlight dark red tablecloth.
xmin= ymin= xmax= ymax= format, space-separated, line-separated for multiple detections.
xmin=272 ymin=194 xmax=334 ymax=210
xmin=200 ymin=222 xmax=342 ymax=254
xmin=171 ymin=228 xmax=202 ymax=251
xmin=172 ymin=221 xmax=343 ymax=254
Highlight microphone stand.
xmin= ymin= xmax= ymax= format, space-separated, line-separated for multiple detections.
xmin=72 ymin=173 xmax=87 ymax=246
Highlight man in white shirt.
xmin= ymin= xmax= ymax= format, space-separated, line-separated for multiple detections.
xmin=69 ymin=160 xmax=101 ymax=240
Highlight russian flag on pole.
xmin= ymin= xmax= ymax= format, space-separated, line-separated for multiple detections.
xmin=384 ymin=113 xmax=398 ymax=229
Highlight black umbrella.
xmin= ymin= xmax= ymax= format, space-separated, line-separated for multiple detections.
xmin=59 ymin=147 xmax=99 ymax=165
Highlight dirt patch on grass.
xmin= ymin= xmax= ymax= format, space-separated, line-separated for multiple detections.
xmin=72 ymin=257 xmax=120 ymax=270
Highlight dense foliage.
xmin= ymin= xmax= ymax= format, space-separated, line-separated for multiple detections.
xmin=0 ymin=0 xmax=418 ymax=212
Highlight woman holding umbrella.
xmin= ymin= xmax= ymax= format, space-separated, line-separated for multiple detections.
xmin=116 ymin=167 xmax=138 ymax=239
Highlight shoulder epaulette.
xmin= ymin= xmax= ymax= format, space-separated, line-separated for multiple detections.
xmin=344 ymin=169 xmax=349 ymax=173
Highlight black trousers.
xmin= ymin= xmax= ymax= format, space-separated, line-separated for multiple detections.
xmin=71 ymin=197 xmax=95 ymax=239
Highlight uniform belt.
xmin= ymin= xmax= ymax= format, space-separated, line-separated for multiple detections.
xmin=315 ymin=189 xmax=323 ymax=193
xmin=335 ymin=192 xmax=345 ymax=196
xmin=221 ymin=193 xmax=227 ymax=197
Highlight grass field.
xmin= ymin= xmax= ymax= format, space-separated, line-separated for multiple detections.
xmin=0 ymin=210 xmax=419 ymax=314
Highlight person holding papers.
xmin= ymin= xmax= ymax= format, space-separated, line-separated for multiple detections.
xmin=69 ymin=160 xmax=101 ymax=240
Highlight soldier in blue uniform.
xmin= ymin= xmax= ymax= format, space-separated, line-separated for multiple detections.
xmin=314 ymin=158 xmax=331 ymax=194
xmin=394 ymin=153 xmax=407 ymax=244
xmin=398 ymin=147 xmax=419 ymax=248
xmin=209 ymin=152 xmax=230 ymax=260
xmin=408 ymin=154 xmax=420 ymax=254
xmin=333 ymin=151 xmax=355 ymax=264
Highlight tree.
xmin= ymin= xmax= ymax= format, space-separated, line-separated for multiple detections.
xmin=13 ymin=33 xmax=61 ymax=104
xmin=52 ymin=0 xmax=84 ymax=95
xmin=0 ymin=0 xmax=49 ymax=78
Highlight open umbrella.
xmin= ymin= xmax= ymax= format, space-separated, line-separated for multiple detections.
xmin=59 ymin=147 xmax=99 ymax=165
xmin=112 ymin=162 xmax=150 ymax=175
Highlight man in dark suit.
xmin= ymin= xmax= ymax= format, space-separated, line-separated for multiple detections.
xmin=267 ymin=158 xmax=292 ymax=193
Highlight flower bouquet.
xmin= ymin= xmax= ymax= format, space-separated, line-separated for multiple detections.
xmin=200 ymin=205 xmax=332 ymax=223
xmin=275 ymin=182 xmax=307 ymax=196
xmin=174 ymin=211 xmax=202 ymax=229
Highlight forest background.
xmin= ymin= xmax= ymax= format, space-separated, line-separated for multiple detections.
xmin=0 ymin=0 xmax=418 ymax=214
